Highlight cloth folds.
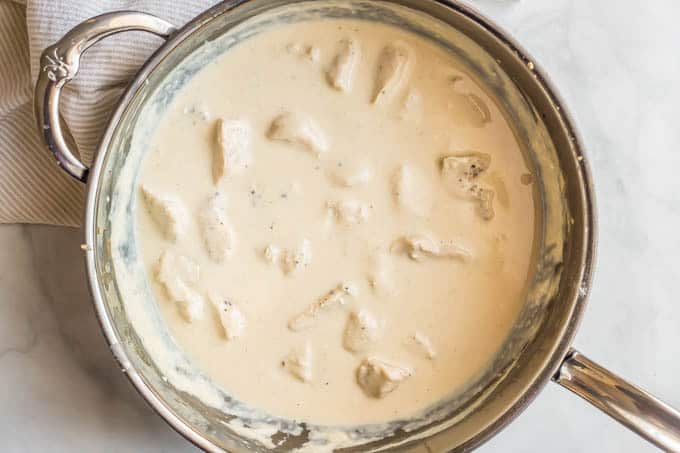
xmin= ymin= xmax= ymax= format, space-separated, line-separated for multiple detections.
xmin=0 ymin=0 xmax=215 ymax=225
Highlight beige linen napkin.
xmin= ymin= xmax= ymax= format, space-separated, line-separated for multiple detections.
xmin=0 ymin=0 xmax=215 ymax=226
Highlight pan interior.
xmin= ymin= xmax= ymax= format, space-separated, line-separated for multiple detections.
xmin=90 ymin=1 xmax=589 ymax=451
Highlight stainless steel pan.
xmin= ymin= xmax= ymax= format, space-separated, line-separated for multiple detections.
xmin=34 ymin=1 xmax=680 ymax=451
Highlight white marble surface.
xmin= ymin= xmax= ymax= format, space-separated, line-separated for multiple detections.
xmin=2 ymin=0 xmax=679 ymax=451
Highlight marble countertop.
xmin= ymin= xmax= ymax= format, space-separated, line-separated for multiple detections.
xmin=1 ymin=0 xmax=679 ymax=451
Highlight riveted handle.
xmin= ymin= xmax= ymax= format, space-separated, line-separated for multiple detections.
xmin=554 ymin=349 xmax=680 ymax=452
xmin=34 ymin=11 xmax=177 ymax=183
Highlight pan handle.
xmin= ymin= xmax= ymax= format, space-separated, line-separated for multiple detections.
xmin=554 ymin=349 xmax=680 ymax=452
xmin=34 ymin=12 xmax=177 ymax=183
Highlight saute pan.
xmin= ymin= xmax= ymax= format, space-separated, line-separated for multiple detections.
xmin=34 ymin=1 xmax=680 ymax=451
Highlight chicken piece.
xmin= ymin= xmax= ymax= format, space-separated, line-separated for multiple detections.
xmin=308 ymin=46 xmax=321 ymax=63
xmin=263 ymin=244 xmax=282 ymax=264
xmin=343 ymin=309 xmax=382 ymax=353
xmin=140 ymin=186 xmax=188 ymax=243
xmin=183 ymin=103 xmax=211 ymax=121
xmin=157 ymin=250 xmax=199 ymax=288
xmin=412 ymin=332 xmax=437 ymax=360
xmin=288 ymin=282 xmax=358 ymax=331
xmin=208 ymin=293 xmax=246 ymax=340
xmin=330 ymin=161 xmax=372 ymax=188
xmin=280 ymin=239 xmax=312 ymax=275
xmin=399 ymin=89 xmax=423 ymax=121
xmin=283 ymin=342 xmax=313 ymax=383
xmin=372 ymin=41 xmax=414 ymax=104
xmin=199 ymin=192 xmax=235 ymax=263
xmin=460 ymin=92 xmax=491 ymax=127
xmin=367 ymin=252 xmax=395 ymax=296
xmin=262 ymin=241 xmax=312 ymax=275
xmin=356 ymin=357 xmax=413 ymax=398
xmin=440 ymin=153 xmax=491 ymax=193
xmin=449 ymin=75 xmax=491 ymax=128
xmin=392 ymin=164 xmax=433 ymax=217
xmin=213 ymin=119 xmax=252 ymax=183
xmin=176 ymin=293 xmax=204 ymax=323
xmin=326 ymin=38 xmax=361 ymax=92
xmin=440 ymin=153 xmax=495 ymax=220
xmin=267 ymin=112 xmax=328 ymax=156
xmin=327 ymin=200 xmax=370 ymax=225
xmin=476 ymin=188 xmax=495 ymax=221
xmin=156 ymin=251 xmax=204 ymax=322
xmin=286 ymin=43 xmax=320 ymax=63
xmin=391 ymin=235 xmax=471 ymax=262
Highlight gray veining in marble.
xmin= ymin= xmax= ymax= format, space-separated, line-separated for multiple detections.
xmin=1 ymin=0 xmax=679 ymax=451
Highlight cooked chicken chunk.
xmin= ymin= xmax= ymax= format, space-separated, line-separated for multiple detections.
xmin=286 ymin=43 xmax=320 ymax=63
xmin=156 ymin=251 xmax=204 ymax=322
xmin=199 ymin=192 xmax=235 ymax=263
xmin=412 ymin=332 xmax=437 ymax=359
xmin=213 ymin=118 xmax=252 ymax=183
xmin=330 ymin=161 xmax=372 ymax=188
xmin=263 ymin=244 xmax=282 ymax=264
xmin=440 ymin=153 xmax=495 ymax=220
xmin=183 ymin=103 xmax=211 ymax=121
xmin=283 ymin=342 xmax=313 ymax=383
xmin=343 ymin=309 xmax=382 ymax=353
xmin=326 ymin=38 xmax=361 ymax=92
xmin=208 ymin=292 xmax=246 ymax=341
xmin=392 ymin=164 xmax=433 ymax=217
xmin=450 ymin=75 xmax=492 ymax=127
xmin=475 ymin=188 xmax=495 ymax=221
xmin=391 ymin=235 xmax=471 ymax=262
xmin=157 ymin=250 xmax=199 ymax=288
xmin=140 ymin=186 xmax=188 ymax=243
xmin=440 ymin=153 xmax=491 ymax=192
xmin=399 ymin=89 xmax=423 ymax=121
xmin=263 ymin=240 xmax=312 ymax=275
xmin=327 ymin=200 xmax=371 ymax=225
xmin=372 ymin=41 xmax=414 ymax=104
xmin=356 ymin=357 xmax=413 ymax=398
xmin=367 ymin=252 xmax=395 ymax=296
xmin=280 ymin=239 xmax=312 ymax=275
xmin=307 ymin=46 xmax=321 ymax=63
xmin=267 ymin=112 xmax=328 ymax=156
xmin=461 ymin=92 xmax=491 ymax=127
xmin=288 ymin=282 xmax=358 ymax=331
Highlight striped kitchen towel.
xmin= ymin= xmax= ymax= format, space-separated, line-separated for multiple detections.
xmin=0 ymin=0 xmax=215 ymax=226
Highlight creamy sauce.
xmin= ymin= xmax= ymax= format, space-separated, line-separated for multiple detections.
xmin=135 ymin=19 xmax=536 ymax=426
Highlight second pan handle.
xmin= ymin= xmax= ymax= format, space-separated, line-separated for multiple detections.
xmin=554 ymin=349 xmax=680 ymax=452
